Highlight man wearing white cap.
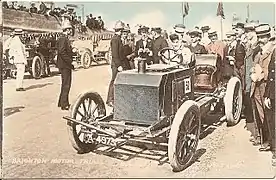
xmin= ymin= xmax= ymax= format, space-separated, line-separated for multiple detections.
xmin=4 ymin=29 xmax=27 ymax=91
xmin=250 ymin=24 xmax=276 ymax=151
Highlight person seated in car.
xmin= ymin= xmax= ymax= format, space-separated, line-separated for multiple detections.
xmin=163 ymin=33 xmax=194 ymax=67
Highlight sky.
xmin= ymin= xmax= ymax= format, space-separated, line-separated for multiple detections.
xmin=17 ymin=1 xmax=275 ymax=39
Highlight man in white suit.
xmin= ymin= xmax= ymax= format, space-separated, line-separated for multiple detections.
xmin=4 ymin=29 xmax=27 ymax=91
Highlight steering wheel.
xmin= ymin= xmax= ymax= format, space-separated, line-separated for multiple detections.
xmin=159 ymin=47 xmax=183 ymax=64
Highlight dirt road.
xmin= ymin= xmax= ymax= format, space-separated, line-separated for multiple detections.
xmin=2 ymin=65 xmax=275 ymax=178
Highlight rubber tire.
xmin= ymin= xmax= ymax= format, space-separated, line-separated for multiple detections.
xmin=31 ymin=56 xmax=43 ymax=79
xmin=168 ymin=100 xmax=201 ymax=172
xmin=67 ymin=91 xmax=106 ymax=154
xmin=224 ymin=76 xmax=243 ymax=126
xmin=81 ymin=51 xmax=91 ymax=69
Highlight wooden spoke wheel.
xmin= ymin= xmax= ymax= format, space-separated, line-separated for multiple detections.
xmin=81 ymin=51 xmax=91 ymax=69
xmin=224 ymin=77 xmax=242 ymax=126
xmin=67 ymin=91 xmax=106 ymax=154
xmin=31 ymin=56 xmax=43 ymax=79
xmin=168 ymin=100 xmax=201 ymax=172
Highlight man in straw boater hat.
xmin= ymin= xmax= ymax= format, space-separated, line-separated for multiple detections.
xmin=173 ymin=24 xmax=191 ymax=46
xmin=56 ymin=21 xmax=74 ymax=110
xmin=106 ymin=20 xmax=125 ymax=108
xmin=4 ymin=29 xmax=27 ymax=91
xmin=250 ymin=24 xmax=276 ymax=153
xmin=242 ymin=22 xmax=261 ymax=144
xmin=151 ymin=27 xmax=168 ymax=64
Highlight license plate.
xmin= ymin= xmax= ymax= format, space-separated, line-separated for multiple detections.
xmin=96 ymin=135 xmax=117 ymax=147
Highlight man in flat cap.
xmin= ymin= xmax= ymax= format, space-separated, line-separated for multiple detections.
xmin=200 ymin=25 xmax=211 ymax=47
xmin=151 ymin=27 xmax=168 ymax=64
xmin=135 ymin=26 xmax=153 ymax=65
xmin=188 ymin=28 xmax=207 ymax=54
xmin=250 ymin=24 xmax=276 ymax=152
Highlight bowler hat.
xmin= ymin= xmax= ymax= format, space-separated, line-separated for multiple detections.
xmin=151 ymin=27 xmax=162 ymax=34
xmin=255 ymin=24 xmax=271 ymax=37
xmin=138 ymin=26 xmax=149 ymax=33
xmin=236 ymin=22 xmax=244 ymax=29
xmin=201 ymin=26 xmax=210 ymax=32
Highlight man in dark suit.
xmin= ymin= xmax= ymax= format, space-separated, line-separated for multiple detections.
xmin=264 ymin=45 xmax=275 ymax=163
xmin=151 ymin=27 xmax=168 ymax=64
xmin=29 ymin=2 xmax=38 ymax=13
xmin=188 ymin=28 xmax=207 ymax=54
xmin=106 ymin=20 xmax=125 ymax=107
xmin=56 ymin=22 xmax=74 ymax=110
xmin=135 ymin=26 xmax=153 ymax=65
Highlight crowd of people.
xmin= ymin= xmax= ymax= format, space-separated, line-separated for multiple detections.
xmin=2 ymin=1 xmax=106 ymax=33
xmin=3 ymin=11 xmax=275 ymax=166
xmin=105 ymin=20 xmax=276 ymax=166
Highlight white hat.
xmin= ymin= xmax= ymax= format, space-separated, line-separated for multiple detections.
xmin=174 ymin=24 xmax=186 ymax=34
xmin=14 ymin=29 xmax=23 ymax=35
xmin=255 ymin=24 xmax=271 ymax=37
xmin=114 ymin=20 xmax=125 ymax=30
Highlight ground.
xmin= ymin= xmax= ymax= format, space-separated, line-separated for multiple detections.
xmin=2 ymin=64 xmax=276 ymax=178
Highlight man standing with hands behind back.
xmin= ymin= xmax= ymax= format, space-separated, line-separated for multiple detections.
xmin=57 ymin=21 xmax=74 ymax=111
